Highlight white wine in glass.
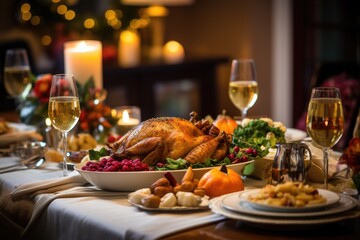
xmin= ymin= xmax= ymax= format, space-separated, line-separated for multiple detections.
xmin=228 ymin=59 xmax=258 ymax=119
xmin=306 ymin=87 xmax=344 ymax=189
xmin=48 ymin=74 xmax=80 ymax=177
xmin=3 ymin=48 xmax=32 ymax=100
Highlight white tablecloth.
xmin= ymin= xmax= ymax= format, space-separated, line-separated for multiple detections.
xmin=0 ymin=157 xmax=225 ymax=240
xmin=1 ymin=156 xmax=357 ymax=240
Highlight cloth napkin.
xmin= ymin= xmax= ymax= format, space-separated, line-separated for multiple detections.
xmin=0 ymin=157 xmax=24 ymax=173
xmin=21 ymin=186 xmax=126 ymax=238
xmin=6 ymin=171 xmax=128 ymax=237
xmin=10 ymin=170 xmax=88 ymax=200
xmin=1 ymin=171 xmax=88 ymax=225
xmin=306 ymin=143 xmax=349 ymax=183
xmin=0 ymin=131 xmax=43 ymax=147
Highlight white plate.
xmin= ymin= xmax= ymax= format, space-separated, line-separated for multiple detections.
xmin=285 ymin=128 xmax=307 ymax=142
xmin=128 ymin=199 xmax=209 ymax=211
xmin=221 ymin=191 xmax=353 ymax=217
xmin=209 ymin=194 xmax=359 ymax=227
xmin=75 ymin=160 xmax=253 ymax=191
xmin=0 ymin=123 xmax=37 ymax=146
xmin=238 ymin=189 xmax=340 ymax=213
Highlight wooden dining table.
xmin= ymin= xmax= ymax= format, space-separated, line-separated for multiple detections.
xmin=164 ymin=219 xmax=360 ymax=240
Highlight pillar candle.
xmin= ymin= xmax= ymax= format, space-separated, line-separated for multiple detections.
xmin=162 ymin=41 xmax=185 ymax=64
xmin=64 ymin=40 xmax=103 ymax=88
xmin=118 ymin=30 xmax=140 ymax=67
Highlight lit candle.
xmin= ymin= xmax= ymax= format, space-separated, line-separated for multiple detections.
xmin=115 ymin=107 xmax=141 ymax=135
xmin=118 ymin=30 xmax=140 ymax=67
xmin=162 ymin=40 xmax=185 ymax=64
xmin=64 ymin=40 xmax=103 ymax=88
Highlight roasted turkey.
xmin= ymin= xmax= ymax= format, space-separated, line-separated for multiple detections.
xmin=107 ymin=112 xmax=230 ymax=166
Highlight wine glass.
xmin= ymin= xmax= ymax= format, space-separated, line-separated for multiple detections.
xmin=228 ymin=59 xmax=258 ymax=119
xmin=306 ymin=87 xmax=344 ymax=189
xmin=48 ymin=74 xmax=80 ymax=176
xmin=3 ymin=48 xmax=32 ymax=101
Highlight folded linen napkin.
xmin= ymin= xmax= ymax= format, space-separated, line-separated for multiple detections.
xmin=0 ymin=131 xmax=43 ymax=147
xmin=306 ymin=143 xmax=348 ymax=183
xmin=22 ymin=186 xmax=126 ymax=237
xmin=0 ymin=171 xmax=88 ymax=227
xmin=6 ymin=171 xmax=129 ymax=237
xmin=10 ymin=170 xmax=88 ymax=201
xmin=0 ymin=157 xmax=22 ymax=173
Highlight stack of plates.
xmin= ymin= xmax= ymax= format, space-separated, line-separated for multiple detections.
xmin=209 ymin=189 xmax=359 ymax=228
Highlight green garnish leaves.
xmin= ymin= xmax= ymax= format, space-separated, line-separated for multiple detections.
xmin=89 ymin=147 xmax=108 ymax=160
xmin=232 ymin=119 xmax=286 ymax=157
xmin=155 ymin=157 xmax=232 ymax=171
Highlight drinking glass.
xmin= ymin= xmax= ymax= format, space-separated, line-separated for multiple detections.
xmin=306 ymin=87 xmax=344 ymax=189
xmin=228 ymin=59 xmax=258 ymax=119
xmin=3 ymin=48 xmax=32 ymax=100
xmin=48 ymin=74 xmax=80 ymax=176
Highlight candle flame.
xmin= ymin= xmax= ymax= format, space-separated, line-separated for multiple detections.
xmin=122 ymin=110 xmax=130 ymax=122
xmin=324 ymin=118 xmax=329 ymax=127
xmin=76 ymin=41 xmax=90 ymax=52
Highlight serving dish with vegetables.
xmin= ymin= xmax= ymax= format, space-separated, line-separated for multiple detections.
xmin=75 ymin=112 xmax=287 ymax=191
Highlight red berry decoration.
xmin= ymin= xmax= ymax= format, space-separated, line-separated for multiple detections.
xmin=81 ymin=157 xmax=149 ymax=172
xmin=245 ymin=148 xmax=253 ymax=155
xmin=233 ymin=146 xmax=240 ymax=153
xmin=252 ymin=149 xmax=258 ymax=157
xmin=241 ymin=156 xmax=249 ymax=162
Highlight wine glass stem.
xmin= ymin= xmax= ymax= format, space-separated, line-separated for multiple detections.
xmin=241 ymin=109 xmax=248 ymax=119
xmin=62 ymin=132 xmax=68 ymax=177
xmin=323 ymin=148 xmax=329 ymax=189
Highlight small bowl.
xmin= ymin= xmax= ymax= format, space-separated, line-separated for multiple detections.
xmin=10 ymin=141 xmax=46 ymax=159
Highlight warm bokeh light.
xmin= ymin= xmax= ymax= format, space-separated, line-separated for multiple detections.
xmin=115 ymin=9 xmax=123 ymax=19
xmin=84 ymin=18 xmax=95 ymax=29
xmin=30 ymin=16 xmax=41 ymax=25
xmin=66 ymin=0 xmax=78 ymax=5
xmin=105 ymin=9 xmax=116 ymax=20
xmin=16 ymin=0 xmax=143 ymax=44
xmin=57 ymin=5 xmax=67 ymax=15
xmin=41 ymin=35 xmax=52 ymax=46
xmin=130 ymin=19 xmax=141 ymax=29
xmin=65 ymin=10 xmax=75 ymax=20
xmin=146 ymin=5 xmax=168 ymax=17
xmin=138 ymin=18 xmax=149 ymax=28
xmin=22 ymin=12 xmax=32 ymax=21
xmin=21 ymin=3 xmax=31 ymax=13
xmin=109 ymin=19 xmax=122 ymax=29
